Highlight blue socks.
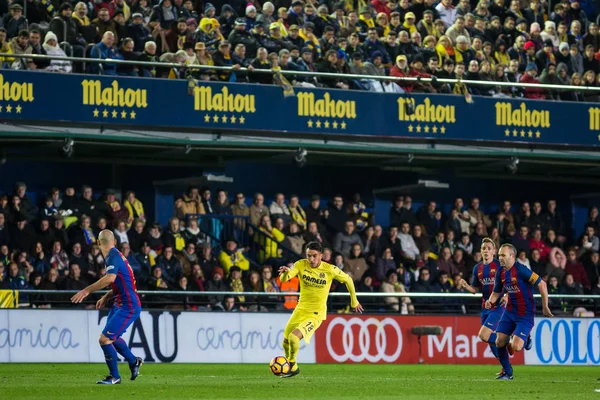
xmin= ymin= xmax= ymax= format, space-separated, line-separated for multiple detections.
xmin=488 ymin=332 xmax=499 ymax=359
xmin=497 ymin=345 xmax=513 ymax=376
xmin=101 ymin=344 xmax=120 ymax=378
xmin=113 ymin=338 xmax=137 ymax=365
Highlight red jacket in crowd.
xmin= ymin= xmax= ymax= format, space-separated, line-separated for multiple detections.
xmin=520 ymin=73 xmax=546 ymax=100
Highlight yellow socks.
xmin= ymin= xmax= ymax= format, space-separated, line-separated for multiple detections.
xmin=288 ymin=333 xmax=300 ymax=364
xmin=282 ymin=339 xmax=290 ymax=360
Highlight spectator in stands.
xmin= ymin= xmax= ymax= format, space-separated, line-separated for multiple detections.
xmin=162 ymin=217 xmax=185 ymax=253
xmin=547 ymin=246 xmax=567 ymax=282
xmin=127 ymin=219 xmax=146 ymax=254
xmin=147 ymin=265 xmax=170 ymax=291
xmin=390 ymin=196 xmax=412 ymax=228
xmin=14 ymin=182 xmax=37 ymax=223
xmin=546 ymin=229 xmax=562 ymax=250
xmin=87 ymin=244 xmax=105 ymax=280
xmin=517 ymin=250 xmax=531 ymax=269
xmin=62 ymin=263 xmax=88 ymax=295
xmin=41 ymin=31 xmax=71 ymax=73
xmin=344 ymin=243 xmax=368 ymax=283
xmin=530 ymin=228 xmax=550 ymax=262
xmin=269 ymin=193 xmax=291 ymax=224
xmin=376 ymin=247 xmax=396 ymax=281
xmin=89 ymin=32 xmax=120 ymax=75
xmin=32 ymin=241 xmax=50 ymax=276
xmin=288 ymin=195 xmax=306 ymax=230
xmin=0 ymin=213 xmax=9 ymax=248
xmin=5 ymin=262 xmax=29 ymax=304
xmin=305 ymin=221 xmax=328 ymax=249
xmin=219 ymin=239 xmax=249 ymax=275
xmin=231 ymin=192 xmax=249 ymax=230
xmin=250 ymin=192 xmax=269 ymax=227
xmin=156 ymin=246 xmax=183 ymax=286
xmin=11 ymin=215 xmax=36 ymax=254
xmin=418 ymin=201 xmax=438 ymax=236
xmin=458 ymin=232 xmax=473 ymax=256
xmin=256 ymin=215 xmax=284 ymax=264
xmin=565 ymin=247 xmax=590 ymax=289
xmin=324 ymin=195 xmax=348 ymax=237
xmin=177 ymin=241 xmax=198 ymax=276
xmin=213 ymin=189 xmax=232 ymax=216
xmin=113 ymin=220 xmax=129 ymax=246
xmin=333 ymin=220 xmax=363 ymax=258
xmin=381 ymin=270 xmax=415 ymax=313
xmin=176 ymin=186 xmax=204 ymax=220
xmin=123 ymin=191 xmax=145 ymax=228
xmin=521 ymin=62 xmax=546 ymax=99
xmin=584 ymin=252 xmax=600 ymax=289
xmin=197 ymin=243 xmax=218 ymax=278
xmin=286 ymin=222 xmax=305 ymax=254
xmin=399 ymin=222 xmax=421 ymax=263
xmin=437 ymin=246 xmax=459 ymax=276
xmin=453 ymin=248 xmax=467 ymax=276
xmin=69 ymin=242 xmax=90 ymax=275
xmin=305 ymin=195 xmax=324 ymax=230
xmin=52 ymin=218 xmax=69 ymax=249
xmin=530 ymin=248 xmax=544 ymax=276
xmin=512 ymin=225 xmax=530 ymax=253
xmin=432 ymin=270 xmax=452 ymax=294
xmin=49 ymin=3 xmax=85 ymax=68
xmin=206 ymin=266 xmax=228 ymax=307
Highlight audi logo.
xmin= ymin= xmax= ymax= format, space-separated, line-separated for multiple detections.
xmin=325 ymin=317 xmax=403 ymax=363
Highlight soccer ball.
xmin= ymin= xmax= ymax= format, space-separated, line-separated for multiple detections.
xmin=269 ymin=355 xmax=290 ymax=376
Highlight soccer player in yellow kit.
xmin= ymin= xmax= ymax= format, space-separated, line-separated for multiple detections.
xmin=278 ymin=241 xmax=363 ymax=378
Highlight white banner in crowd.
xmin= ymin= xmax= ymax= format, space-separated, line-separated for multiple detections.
xmin=525 ymin=318 xmax=600 ymax=366
xmin=0 ymin=310 xmax=316 ymax=363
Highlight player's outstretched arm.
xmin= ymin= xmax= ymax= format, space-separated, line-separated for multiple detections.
xmin=537 ymin=280 xmax=553 ymax=317
xmin=71 ymin=274 xmax=116 ymax=304
xmin=278 ymin=264 xmax=298 ymax=283
xmin=459 ymin=279 xmax=478 ymax=294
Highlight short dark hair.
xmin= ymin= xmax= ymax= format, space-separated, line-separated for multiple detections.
xmin=306 ymin=241 xmax=323 ymax=253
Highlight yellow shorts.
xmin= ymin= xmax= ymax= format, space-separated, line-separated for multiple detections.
xmin=283 ymin=309 xmax=322 ymax=345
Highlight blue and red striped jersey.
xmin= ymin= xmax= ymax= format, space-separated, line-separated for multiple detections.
xmin=106 ymin=247 xmax=141 ymax=309
xmin=471 ymin=259 xmax=501 ymax=310
xmin=493 ymin=262 xmax=541 ymax=319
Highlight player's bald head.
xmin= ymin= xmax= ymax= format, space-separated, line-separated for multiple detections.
xmin=98 ymin=229 xmax=115 ymax=247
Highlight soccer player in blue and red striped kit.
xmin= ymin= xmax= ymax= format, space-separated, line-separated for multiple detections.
xmin=72 ymin=230 xmax=143 ymax=384
xmin=459 ymin=238 xmax=505 ymax=370
xmin=486 ymin=243 xmax=553 ymax=380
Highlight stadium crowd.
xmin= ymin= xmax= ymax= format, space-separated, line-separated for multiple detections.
xmin=0 ymin=181 xmax=599 ymax=314
xmin=0 ymin=0 xmax=598 ymax=99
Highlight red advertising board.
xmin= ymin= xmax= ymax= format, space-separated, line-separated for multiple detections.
xmin=315 ymin=315 xmax=525 ymax=365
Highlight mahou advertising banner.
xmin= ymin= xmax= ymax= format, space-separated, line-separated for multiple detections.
xmin=314 ymin=315 xmax=525 ymax=365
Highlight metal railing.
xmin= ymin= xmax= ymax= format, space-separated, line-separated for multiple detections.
xmin=2 ymin=52 xmax=599 ymax=92
xmin=7 ymin=289 xmax=600 ymax=315
xmin=187 ymin=214 xmax=302 ymax=266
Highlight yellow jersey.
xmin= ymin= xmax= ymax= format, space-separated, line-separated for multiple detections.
xmin=281 ymin=259 xmax=358 ymax=320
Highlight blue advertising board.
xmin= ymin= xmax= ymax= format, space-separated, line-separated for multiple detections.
xmin=0 ymin=70 xmax=598 ymax=147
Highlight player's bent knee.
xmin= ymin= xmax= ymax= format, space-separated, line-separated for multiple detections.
xmin=99 ymin=334 xmax=113 ymax=345
xmin=291 ymin=329 xmax=303 ymax=340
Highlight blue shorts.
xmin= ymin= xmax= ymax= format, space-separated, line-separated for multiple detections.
xmin=495 ymin=311 xmax=534 ymax=341
xmin=480 ymin=307 xmax=505 ymax=330
xmin=102 ymin=306 xmax=141 ymax=341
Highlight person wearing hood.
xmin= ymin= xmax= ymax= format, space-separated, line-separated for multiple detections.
xmin=218 ymin=4 xmax=237 ymax=38
xmin=125 ymin=14 xmax=151 ymax=52
xmin=42 ymin=31 xmax=71 ymax=73
xmin=150 ymin=0 xmax=178 ymax=30
xmin=257 ymin=2 xmax=276 ymax=26
xmin=520 ymin=62 xmax=546 ymax=99
xmin=203 ymin=2 xmax=216 ymax=18
xmin=228 ymin=18 xmax=259 ymax=58
xmin=555 ymin=62 xmax=571 ymax=92
xmin=540 ymin=20 xmax=559 ymax=49
xmin=195 ymin=17 xmax=221 ymax=51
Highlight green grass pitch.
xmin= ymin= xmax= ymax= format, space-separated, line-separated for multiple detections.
xmin=0 ymin=364 xmax=598 ymax=399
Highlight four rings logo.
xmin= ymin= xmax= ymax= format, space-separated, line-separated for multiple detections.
xmin=325 ymin=317 xmax=403 ymax=363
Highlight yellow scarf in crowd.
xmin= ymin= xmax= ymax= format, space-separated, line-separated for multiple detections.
xmin=402 ymin=21 xmax=416 ymax=35
xmin=359 ymin=14 xmax=375 ymax=28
